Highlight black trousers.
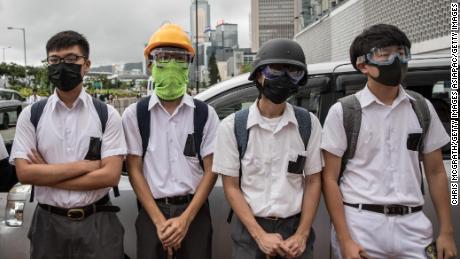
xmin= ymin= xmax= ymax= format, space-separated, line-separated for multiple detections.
xmin=135 ymin=201 xmax=212 ymax=259
xmin=28 ymin=204 xmax=125 ymax=259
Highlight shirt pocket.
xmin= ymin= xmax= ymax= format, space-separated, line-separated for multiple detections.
xmin=406 ymin=127 xmax=423 ymax=152
xmin=79 ymin=131 xmax=103 ymax=159
xmin=286 ymin=150 xmax=307 ymax=175
xmin=285 ymin=150 xmax=306 ymax=184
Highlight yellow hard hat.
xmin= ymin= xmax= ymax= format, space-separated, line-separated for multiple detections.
xmin=144 ymin=23 xmax=195 ymax=59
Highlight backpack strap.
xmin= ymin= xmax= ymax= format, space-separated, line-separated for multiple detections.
xmin=136 ymin=96 xmax=151 ymax=159
xmin=234 ymin=109 xmax=250 ymax=160
xmin=91 ymin=98 xmax=120 ymax=197
xmin=227 ymin=106 xmax=311 ymax=223
xmin=406 ymin=90 xmax=431 ymax=195
xmin=405 ymin=90 xmax=431 ymax=153
xmin=29 ymin=98 xmax=49 ymax=202
xmin=91 ymin=97 xmax=108 ymax=134
xmin=292 ymin=106 xmax=312 ymax=151
xmin=30 ymin=99 xmax=48 ymax=130
xmin=227 ymin=108 xmax=250 ymax=223
xmin=193 ymin=99 xmax=209 ymax=170
xmin=338 ymin=94 xmax=362 ymax=184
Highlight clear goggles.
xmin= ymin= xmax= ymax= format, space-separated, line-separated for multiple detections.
xmin=150 ymin=47 xmax=192 ymax=68
xmin=357 ymin=46 xmax=411 ymax=66
xmin=261 ymin=64 xmax=305 ymax=84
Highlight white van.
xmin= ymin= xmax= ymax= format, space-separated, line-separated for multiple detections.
xmin=0 ymin=54 xmax=456 ymax=259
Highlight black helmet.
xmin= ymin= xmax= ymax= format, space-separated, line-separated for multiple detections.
xmin=249 ymin=38 xmax=308 ymax=85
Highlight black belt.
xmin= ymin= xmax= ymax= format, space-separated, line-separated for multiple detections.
xmin=344 ymin=202 xmax=423 ymax=216
xmin=38 ymin=195 xmax=120 ymax=220
xmin=256 ymin=213 xmax=301 ymax=222
xmin=155 ymin=194 xmax=194 ymax=205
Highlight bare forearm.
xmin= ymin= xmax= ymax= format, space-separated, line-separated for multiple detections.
xmin=182 ymin=170 xmax=217 ymax=221
xmin=323 ymin=177 xmax=353 ymax=242
xmin=127 ymin=156 xmax=165 ymax=225
xmin=423 ymin=150 xmax=454 ymax=234
xmin=16 ymin=160 xmax=87 ymax=186
xmin=427 ymin=170 xmax=454 ymax=233
xmin=296 ymin=173 xmax=321 ymax=238
xmin=223 ymin=177 xmax=264 ymax=239
xmin=53 ymin=168 xmax=120 ymax=191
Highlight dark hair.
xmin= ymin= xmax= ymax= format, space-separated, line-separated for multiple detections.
xmin=349 ymin=24 xmax=411 ymax=71
xmin=46 ymin=30 xmax=90 ymax=57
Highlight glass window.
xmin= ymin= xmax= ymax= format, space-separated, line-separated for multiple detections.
xmin=209 ymin=84 xmax=258 ymax=120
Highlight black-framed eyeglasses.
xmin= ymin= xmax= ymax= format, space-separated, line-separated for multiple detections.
xmin=45 ymin=54 xmax=87 ymax=65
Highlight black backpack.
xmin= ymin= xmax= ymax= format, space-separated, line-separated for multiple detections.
xmin=135 ymin=96 xmax=209 ymax=169
xmin=226 ymin=105 xmax=312 ymax=223
xmin=338 ymin=90 xmax=431 ymax=194
xmin=29 ymin=97 xmax=120 ymax=202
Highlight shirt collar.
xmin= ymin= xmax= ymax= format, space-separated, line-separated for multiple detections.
xmin=148 ymin=92 xmax=195 ymax=111
xmin=50 ymin=88 xmax=88 ymax=112
xmin=246 ymin=100 xmax=298 ymax=131
xmin=358 ymin=84 xmax=414 ymax=108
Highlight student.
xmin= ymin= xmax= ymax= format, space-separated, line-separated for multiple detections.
xmin=122 ymin=23 xmax=219 ymax=259
xmin=321 ymin=24 xmax=457 ymax=259
xmin=27 ymin=88 xmax=42 ymax=104
xmin=213 ymin=38 xmax=322 ymax=259
xmin=10 ymin=30 xmax=127 ymax=259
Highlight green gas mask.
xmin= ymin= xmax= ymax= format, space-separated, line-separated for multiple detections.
xmin=152 ymin=60 xmax=189 ymax=101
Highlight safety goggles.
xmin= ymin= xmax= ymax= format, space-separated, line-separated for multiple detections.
xmin=261 ymin=65 xmax=305 ymax=84
xmin=150 ymin=47 xmax=192 ymax=69
xmin=357 ymin=46 xmax=411 ymax=66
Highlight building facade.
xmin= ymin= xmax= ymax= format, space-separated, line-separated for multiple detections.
xmin=190 ymin=0 xmax=211 ymax=44
xmin=251 ymin=0 xmax=300 ymax=52
xmin=294 ymin=0 xmax=450 ymax=63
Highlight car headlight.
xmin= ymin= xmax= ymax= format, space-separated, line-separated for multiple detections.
xmin=5 ymin=183 xmax=31 ymax=227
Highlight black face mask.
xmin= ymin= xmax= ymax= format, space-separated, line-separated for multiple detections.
xmin=48 ymin=63 xmax=83 ymax=92
xmin=257 ymin=76 xmax=298 ymax=104
xmin=369 ymin=57 xmax=408 ymax=87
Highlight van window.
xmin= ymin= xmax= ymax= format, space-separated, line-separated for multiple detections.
xmin=0 ymin=91 xmax=12 ymax=101
xmin=289 ymin=76 xmax=330 ymax=118
xmin=13 ymin=93 xmax=25 ymax=102
xmin=210 ymin=84 xmax=258 ymax=120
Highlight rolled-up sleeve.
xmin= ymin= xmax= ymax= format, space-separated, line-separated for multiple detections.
xmin=304 ymin=113 xmax=323 ymax=175
xmin=320 ymin=103 xmax=347 ymax=157
xmin=422 ymin=99 xmax=450 ymax=154
xmin=212 ymin=114 xmax=240 ymax=177
xmin=200 ymin=105 xmax=220 ymax=158
xmin=9 ymin=106 xmax=36 ymax=165
xmin=101 ymin=106 xmax=127 ymax=159
xmin=122 ymin=103 xmax=143 ymax=157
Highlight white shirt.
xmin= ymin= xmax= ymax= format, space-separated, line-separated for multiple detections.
xmin=122 ymin=93 xmax=219 ymax=198
xmin=321 ymin=86 xmax=450 ymax=206
xmin=212 ymin=102 xmax=323 ymax=218
xmin=0 ymin=133 xmax=8 ymax=160
xmin=9 ymin=89 xmax=127 ymax=208
xmin=27 ymin=94 xmax=42 ymax=104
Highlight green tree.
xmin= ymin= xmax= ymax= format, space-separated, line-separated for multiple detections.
xmin=208 ymin=53 xmax=220 ymax=85
xmin=240 ymin=63 xmax=252 ymax=74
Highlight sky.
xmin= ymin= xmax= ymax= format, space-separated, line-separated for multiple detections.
xmin=0 ymin=0 xmax=251 ymax=67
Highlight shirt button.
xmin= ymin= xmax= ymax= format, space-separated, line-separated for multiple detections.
xmin=65 ymin=129 xmax=71 ymax=134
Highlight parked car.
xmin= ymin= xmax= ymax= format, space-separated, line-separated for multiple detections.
xmin=0 ymin=54 xmax=457 ymax=259
xmin=0 ymin=89 xmax=27 ymax=129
